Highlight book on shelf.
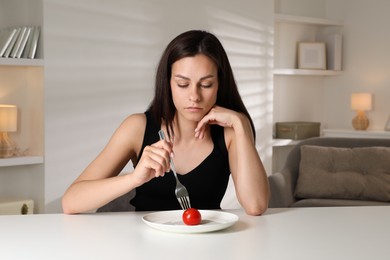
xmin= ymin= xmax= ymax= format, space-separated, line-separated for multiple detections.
xmin=317 ymin=31 xmax=343 ymax=71
xmin=0 ymin=26 xmax=40 ymax=59
xmin=27 ymin=26 xmax=40 ymax=59
xmin=0 ymin=28 xmax=18 ymax=56
xmin=15 ymin=27 xmax=32 ymax=58
xmin=10 ymin=27 xmax=28 ymax=58
xmin=2 ymin=27 xmax=21 ymax=58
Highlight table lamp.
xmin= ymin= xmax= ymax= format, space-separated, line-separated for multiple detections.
xmin=351 ymin=93 xmax=372 ymax=130
xmin=0 ymin=105 xmax=18 ymax=158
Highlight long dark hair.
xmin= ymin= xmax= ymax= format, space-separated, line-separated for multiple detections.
xmin=148 ymin=30 xmax=255 ymax=140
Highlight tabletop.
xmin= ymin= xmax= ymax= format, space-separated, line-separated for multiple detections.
xmin=1 ymin=206 xmax=389 ymax=260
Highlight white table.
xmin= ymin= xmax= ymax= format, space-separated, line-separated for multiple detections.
xmin=1 ymin=206 xmax=389 ymax=260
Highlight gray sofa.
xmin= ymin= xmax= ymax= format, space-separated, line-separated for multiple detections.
xmin=268 ymin=137 xmax=390 ymax=208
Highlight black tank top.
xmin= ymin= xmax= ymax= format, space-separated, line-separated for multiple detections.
xmin=130 ymin=111 xmax=230 ymax=211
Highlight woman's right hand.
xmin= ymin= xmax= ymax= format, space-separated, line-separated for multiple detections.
xmin=132 ymin=139 xmax=173 ymax=186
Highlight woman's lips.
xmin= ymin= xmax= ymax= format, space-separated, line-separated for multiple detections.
xmin=185 ymin=106 xmax=202 ymax=112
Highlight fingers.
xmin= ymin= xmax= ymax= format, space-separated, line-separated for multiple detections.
xmin=137 ymin=140 xmax=173 ymax=180
xmin=150 ymin=141 xmax=173 ymax=169
xmin=195 ymin=107 xmax=217 ymax=139
xmin=195 ymin=119 xmax=207 ymax=139
xmin=195 ymin=106 xmax=228 ymax=139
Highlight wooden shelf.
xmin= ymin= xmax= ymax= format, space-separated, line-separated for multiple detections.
xmin=0 ymin=58 xmax=44 ymax=67
xmin=274 ymin=68 xmax=342 ymax=76
xmin=0 ymin=156 xmax=44 ymax=167
xmin=275 ymin=14 xmax=343 ymax=26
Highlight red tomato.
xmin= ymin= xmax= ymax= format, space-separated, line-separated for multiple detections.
xmin=182 ymin=208 xmax=202 ymax=225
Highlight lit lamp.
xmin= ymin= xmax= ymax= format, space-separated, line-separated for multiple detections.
xmin=351 ymin=93 xmax=372 ymax=130
xmin=0 ymin=105 xmax=18 ymax=158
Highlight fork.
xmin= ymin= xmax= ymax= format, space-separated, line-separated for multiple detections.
xmin=158 ymin=130 xmax=191 ymax=210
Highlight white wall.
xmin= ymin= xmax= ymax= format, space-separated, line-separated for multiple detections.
xmin=43 ymin=0 xmax=274 ymax=213
xmin=324 ymin=0 xmax=390 ymax=130
xmin=275 ymin=0 xmax=327 ymax=17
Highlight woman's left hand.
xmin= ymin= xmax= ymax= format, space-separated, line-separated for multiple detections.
xmin=195 ymin=105 xmax=241 ymax=139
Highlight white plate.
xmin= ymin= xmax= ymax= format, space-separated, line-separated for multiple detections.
xmin=142 ymin=210 xmax=239 ymax=234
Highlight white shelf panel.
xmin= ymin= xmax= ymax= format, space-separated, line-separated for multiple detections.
xmin=323 ymin=129 xmax=390 ymax=139
xmin=0 ymin=156 xmax=44 ymax=167
xmin=274 ymin=68 xmax=342 ymax=76
xmin=275 ymin=14 xmax=343 ymax=26
xmin=0 ymin=58 xmax=44 ymax=67
xmin=272 ymin=139 xmax=300 ymax=147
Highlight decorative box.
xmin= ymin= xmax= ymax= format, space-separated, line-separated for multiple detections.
xmin=0 ymin=198 xmax=34 ymax=215
xmin=275 ymin=122 xmax=321 ymax=140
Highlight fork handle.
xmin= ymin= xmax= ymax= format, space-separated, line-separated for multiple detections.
xmin=158 ymin=130 xmax=178 ymax=178
xmin=158 ymin=129 xmax=166 ymax=142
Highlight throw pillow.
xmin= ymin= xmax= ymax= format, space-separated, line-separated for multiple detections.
xmin=295 ymin=145 xmax=390 ymax=202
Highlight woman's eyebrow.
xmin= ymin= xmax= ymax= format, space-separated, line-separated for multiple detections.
xmin=173 ymin=74 xmax=215 ymax=80
xmin=200 ymin=75 xmax=215 ymax=80
xmin=173 ymin=74 xmax=190 ymax=80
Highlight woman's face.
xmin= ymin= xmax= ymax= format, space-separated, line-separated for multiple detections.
xmin=170 ymin=54 xmax=218 ymax=123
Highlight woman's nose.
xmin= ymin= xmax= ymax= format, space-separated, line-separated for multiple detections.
xmin=189 ymin=86 xmax=200 ymax=102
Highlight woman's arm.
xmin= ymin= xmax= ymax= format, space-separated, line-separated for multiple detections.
xmin=195 ymin=106 xmax=269 ymax=215
xmin=225 ymin=114 xmax=269 ymax=216
xmin=62 ymin=113 xmax=172 ymax=214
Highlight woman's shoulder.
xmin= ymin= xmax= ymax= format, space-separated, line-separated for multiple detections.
xmin=114 ymin=113 xmax=147 ymax=157
xmin=123 ymin=112 xmax=147 ymax=125
xmin=117 ymin=113 xmax=147 ymax=138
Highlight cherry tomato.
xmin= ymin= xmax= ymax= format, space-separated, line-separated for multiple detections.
xmin=182 ymin=208 xmax=202 ymax=225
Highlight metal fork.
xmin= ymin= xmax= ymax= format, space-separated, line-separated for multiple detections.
xmin=158 ymin=130 xmax=191 ymax=210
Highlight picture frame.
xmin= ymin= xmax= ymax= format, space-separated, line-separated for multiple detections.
xmin=298 ymin=42 xmax=326 ymax=70
xmin=385 ymin=115 xmax=390 ymax=131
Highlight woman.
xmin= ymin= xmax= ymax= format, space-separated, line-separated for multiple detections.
xmin=62 ymin=30 xmax=269 ymax=215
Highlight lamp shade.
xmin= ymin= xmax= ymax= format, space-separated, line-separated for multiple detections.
xmin=0 ymin=105 xmax=17 ymax=132
xmin=351 ymin=93 xmax=372 ymax=111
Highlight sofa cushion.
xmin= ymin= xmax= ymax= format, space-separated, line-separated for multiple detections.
xmin=291 ymin=198 xmax=390 ymax=207
xmin=294 ymin=145 xmax=390 ymax=202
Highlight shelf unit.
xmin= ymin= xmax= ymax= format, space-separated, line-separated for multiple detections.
xmin=0 ymin=0 xmax=44 ymax=167
xmin=0 ymin=0 xmax=44 ymax=213
xmin=272 ymin=13 xmax=344 ymax=173
xmin=273 ymin=12 xmax=344 ymax=124
xmin=274 ymin=13 xmax=343 ymax=76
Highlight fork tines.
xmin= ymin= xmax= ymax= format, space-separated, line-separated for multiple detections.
xmin=179 ymin=196 xmax=191 ymax=210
